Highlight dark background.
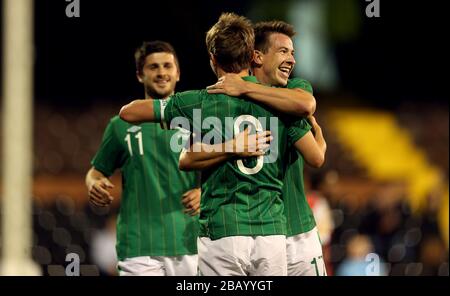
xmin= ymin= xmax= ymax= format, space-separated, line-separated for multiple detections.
xmin=1 ymin=0 xmax=446 ymax=108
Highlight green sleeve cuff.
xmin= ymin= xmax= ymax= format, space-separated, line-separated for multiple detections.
xmin=153 ymin=99 xmax=162 ymax=122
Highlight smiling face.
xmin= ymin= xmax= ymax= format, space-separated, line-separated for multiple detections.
xmin=137 ymin=52 xmax=180 ymax=99
xmin=255 ymin=33 xmax=296 ymax=87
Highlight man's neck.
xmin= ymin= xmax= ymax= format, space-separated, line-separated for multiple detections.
xmin=252 ymin=68 xmax=271 ymax=86
xmin=145 ymin=92 xmax=173 ymax=100
xmin=216 ymin=68 xmax=250 ymax=79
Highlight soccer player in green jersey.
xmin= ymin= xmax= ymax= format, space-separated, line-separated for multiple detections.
xmin=119 ymin=13 xmax=320 ymax=276
xmin=85 ymin=41 xmax=200 ymax=276
xmin=181 ymin=21 xmax=328 ymax=276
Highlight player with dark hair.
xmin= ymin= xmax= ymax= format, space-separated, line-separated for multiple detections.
xmin=182 ymin=20 xmax=327 ymax=276
xmin=86 ymin=41 xmax=200 ymax=276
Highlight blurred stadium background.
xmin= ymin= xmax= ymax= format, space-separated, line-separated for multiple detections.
xmin=0 ymin=0 xmax=448 ymax=275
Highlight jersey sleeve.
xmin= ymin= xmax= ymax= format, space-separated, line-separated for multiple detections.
xmin=91 ymin=119 xmax=125 ymax=177
xmin=287 ymin=78 xmax=314 ymax=94
xmin=286 ymin=118 xmax=312 ymax=147
xmin=154 ymin=90 xmax=203 ymax=130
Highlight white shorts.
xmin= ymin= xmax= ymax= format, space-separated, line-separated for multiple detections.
xmin=117 ymin=255 xmax=198 ymax=276
xmin=286 ymin=227 xmax=327 ymax=276
xmin=198 ymin=235 xmax=287 ymax=276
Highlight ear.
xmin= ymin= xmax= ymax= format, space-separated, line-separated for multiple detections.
xmin=136 ymin=71 xmax=144 ymax=84
xmin=209 ymin=52 xmax=219 ymax=76
xmin=209 ymin=52 xmax=217 ymax=67
xmin=176 ymin=66 xmax=181 ymax=82
xmin=253 ymin=50 xmax=264 ymax=67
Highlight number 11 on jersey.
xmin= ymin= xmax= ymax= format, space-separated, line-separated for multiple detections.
xmin=125 ymin=131 xmax=144 ymax=156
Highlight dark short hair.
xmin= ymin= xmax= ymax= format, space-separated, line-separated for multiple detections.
xmin=254 ymin=21 xmax=296 ymax=53
xmin=135 ymin=41 xmax=179 ymax=74
xmin=205 ymin=12 xmax=254 ymax=73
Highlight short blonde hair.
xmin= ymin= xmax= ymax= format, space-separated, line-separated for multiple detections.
xmin=206 ymin=12 xmax=254 ymax=73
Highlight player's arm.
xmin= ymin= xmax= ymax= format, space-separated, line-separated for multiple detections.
xmin=119 ymin=99 xmax=156 ymax=124
xmin=179 ymin=128 xmax=272 ymax=171
xmin=85 ymin=167 xmax=115 ymax=207
xmin=293 ymin=116 xmax=327 ymax=168
xmin=121 ymin=91 xmax=202 ymax=127
xmin=178 ymin=142 xmax=234 ymax=171
xmin=207 ymin=74 xmax=316 ymax=117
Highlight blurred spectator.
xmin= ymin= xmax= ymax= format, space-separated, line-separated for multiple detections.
xmin=307 ymin=190 xmax=334 ymax=245
xmin=306 ymin=172 xmax=335 ymax=275
xmin=419 ymin=235 xmax=448 ymax=276
xmin=336 ymin=234 xmax=387 ymax=276
xmin=359 ymin=182 xmax=412 ymax=263
xmin=90 ymin=215 xmax=118 ymax=276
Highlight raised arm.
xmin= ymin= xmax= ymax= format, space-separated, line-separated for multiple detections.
xmin=119 ymin=99 xmax=156 ymax=124
xmin=179 ymin=128 xmax=272 ymax=171
xmin=207 ymin=74 xmax=316 ymax=117
xmin=293 ymin=116 xmax=327 ymax=168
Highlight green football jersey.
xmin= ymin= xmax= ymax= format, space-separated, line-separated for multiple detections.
xmin=91 ymin=115 xmax=199 ymax=260
xmin=153 ymin=76 xmax=309 ymax=240
xmin=283 ymin=78 xmax=317 ymax=236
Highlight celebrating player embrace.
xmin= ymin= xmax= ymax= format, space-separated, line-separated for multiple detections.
xmin=118 ymin=12 xmax=327 ymax=276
